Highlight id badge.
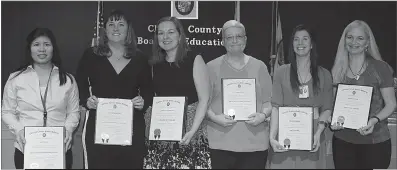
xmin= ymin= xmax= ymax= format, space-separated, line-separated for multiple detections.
xmin=299 ymin=85 xmax=309 ymax=98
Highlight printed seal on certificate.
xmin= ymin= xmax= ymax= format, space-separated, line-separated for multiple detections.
xmin=30 ymin=163 xmax=39 ymax=169
xmin=227 ymin=109 xmax=236 ymax=119
xmin=101 ymin=133 xmax=110 ymax=143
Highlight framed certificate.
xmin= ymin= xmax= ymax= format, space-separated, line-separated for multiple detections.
xmin=24 ymin=126 xmax=65 ymax=169
xmin=222 ymin=78 xmax=257 ymax=121
xmin=331 ymin=84 xmax=373 ymax=129
xmin=149 ymin=96 xmax=187 ymax=141
xmin=278 ymin=107 xmax=313 ymax=151
xmin=95 ymin=98 xmax=133 ymax=146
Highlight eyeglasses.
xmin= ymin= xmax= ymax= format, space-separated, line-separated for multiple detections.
xmin=224 ymin=35 xmax=246 ymax=42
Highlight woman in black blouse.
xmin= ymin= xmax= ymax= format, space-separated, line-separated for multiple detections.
xmin=143 ymin=16 xmax=211 ymax=169
xmin=76 ymin=10 xmax=153 ymax=169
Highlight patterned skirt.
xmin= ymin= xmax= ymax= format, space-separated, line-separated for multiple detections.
xmin=143 ymin=102 xmax=211 ymax=169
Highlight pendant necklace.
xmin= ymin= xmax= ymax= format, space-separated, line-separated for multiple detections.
xmin=349 ymin=60 xmax=366 ymax=80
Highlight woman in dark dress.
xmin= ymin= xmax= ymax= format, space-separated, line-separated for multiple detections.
xmin=143 ymin=16 xmax=211 ymax=169
xmin=76 ymin=10 xmax=153 ymax=169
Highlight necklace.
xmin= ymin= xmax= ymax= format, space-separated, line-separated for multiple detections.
xmin=116 ymin=56 xmax=124 ymax=60
xmin=166 ymin=55 xmax=175 ymax=67
xmin=298 ymin=59 xmax=310 ymax=84
xmin=298 ymin=70 xmax=310 ymax=84
xmin=112 ymin=52 xmax=124 ymax=61
xmin=349 ymin=60 xmax=366 ymax=80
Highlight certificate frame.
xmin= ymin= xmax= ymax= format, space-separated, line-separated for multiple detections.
xmin=331 ymin=83 xmax=374 ymax=130
xmin=221 ymin=78 xmax=257 ymax=121
xmin=24 ymin=126 xmax=65 ymax=169
xmin=149 ymin=96 xmax=187 ymax=141
xmin=94 ymin=98 xmax=134 ymax=146
xmin=278 ymin=107 xmax=313 ymax=151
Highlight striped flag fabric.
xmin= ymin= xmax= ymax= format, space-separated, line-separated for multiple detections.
xmin=91 ymin=1 xmax=104 ymax=47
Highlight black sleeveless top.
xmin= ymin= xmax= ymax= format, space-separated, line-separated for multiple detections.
xmin=152 ymin=52 xmax=198 ymax=105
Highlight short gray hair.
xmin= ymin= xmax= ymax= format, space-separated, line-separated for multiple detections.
xmin=222 ymin=20 xmax=246 ymax=38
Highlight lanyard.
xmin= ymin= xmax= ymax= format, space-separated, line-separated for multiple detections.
xmin=39 ymin=67 xmax=54 ymax=127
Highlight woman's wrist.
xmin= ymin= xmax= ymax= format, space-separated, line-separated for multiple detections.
xmin=315 ymin=121 xmax=327 ymax=135
xmin=315 ymin=127 xmax=324 ymax=136
xmin=369 ymin=116 xmax=380 ymax=125
xmin=81 ymin=104 xmax=89 ymax=111
xmin=269 ymin=133 xmax=277 ymax=141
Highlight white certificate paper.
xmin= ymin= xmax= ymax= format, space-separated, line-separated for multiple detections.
xmin=278 ymin=107 xmax=313 ymax=151
xmin=222 ymin=78 xmax=257 ymax=120
xmin=331 ymin=84 xmax=373 ymax=129
xmin=149 ymin=96 xmax=186 ymax=141
xmin=95 ymin=98 xmax=133 ymax=146
xmin=24 ymin=126 xmax=65 ymax=169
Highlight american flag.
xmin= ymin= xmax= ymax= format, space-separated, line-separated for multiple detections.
xmin=91 ymin=1 xmax=104 ymax=47
xmin=270 ymin=1 xmax=284 ymax=77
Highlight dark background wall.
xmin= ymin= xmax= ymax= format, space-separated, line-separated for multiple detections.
xmin=1 ymin=1 xmax=396 ymax=169
xmin=278 ymin=1 xmax=396 ymax=72
xmin=1 ymin=1 xmax=97 ymax=86
xmin=2 ymin=1 xmax=396 ymax=90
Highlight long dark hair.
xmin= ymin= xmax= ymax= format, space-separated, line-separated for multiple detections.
xmin=94 ymin=10 xmax=137 ymax=58
xmin=12 ymin=27 xmax=73 ymax=86
xmin=150 ymin=16 xmax=190 ymax=67
xmin=288 ymin=24 xmax=320 ymax=96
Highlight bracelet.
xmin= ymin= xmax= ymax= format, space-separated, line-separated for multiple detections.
xmin=82 ymin=103 xmax=89 ymax=110
xmin=318 ymin=120 xmax=328 ymax=128
xmin=370 ymin=116 xmax=381 ymax=124
xmin=261 ymin=111 xmax=271 ymax=118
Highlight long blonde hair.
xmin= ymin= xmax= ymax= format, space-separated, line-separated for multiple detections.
xmin=331 ymin=20 xmax=382 ymax=84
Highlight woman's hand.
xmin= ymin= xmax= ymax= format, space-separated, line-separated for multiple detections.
xmin=330 ymin=122 xmax=344 ymax=131
xmin=16 ymin=129 xmax=26 ymax=152
xmin=270 ymin=138 xmax=288 ymax=153
xmin=64 ymin=130 xmax=73 ymax=151
xmin=180 ymin=131 xmax=195 ymax=145
xmin=86 ymin=96 xmax=99 ymax=110
xmin=357 ymin=118 xmax=377 ymax=135
xmin=245 ymin=112 xmax=268 ymax=126
xmin=310 ymin=132 xmax=321 ymax=152
xmin=131 ymin=96 xmax=144 ymax=110
xmin=215 ymin=114 xmax=237 ymax=127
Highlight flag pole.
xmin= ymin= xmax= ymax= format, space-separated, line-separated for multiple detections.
xmin=235 ymin=1 xmax=240 ymax=22
xmin=270 ymin=2 xmax=276 ymax=77
xmin=270 ymin=1 xmax=275 ymax=56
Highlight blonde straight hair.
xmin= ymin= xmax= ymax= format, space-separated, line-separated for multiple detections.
xmin=331 ymin=20 xmax=383 ymax=84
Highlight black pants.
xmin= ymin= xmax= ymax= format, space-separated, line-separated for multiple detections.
xmin=332 ymin=136 xmax=391 ymax=169
xmin=14 ymin=148 xmax=73 ymax=169
xmin=209 ymin=148 xmax=268 ymax=169
xmin=83 ymin=110 xmax=146 ymax=169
